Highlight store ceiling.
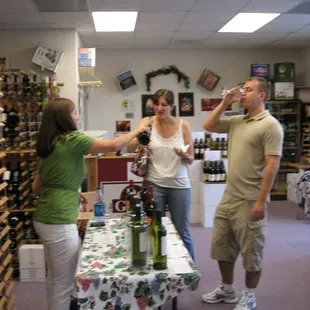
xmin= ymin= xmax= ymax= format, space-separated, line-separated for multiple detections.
xmin=0 ymin=0 xmax=310 ymax=49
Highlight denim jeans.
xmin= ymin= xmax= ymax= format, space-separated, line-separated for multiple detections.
xmin=150 ymin=183 xmax=195 ymax=260
xmin=33 ymin=221 xmax=81 ymax=310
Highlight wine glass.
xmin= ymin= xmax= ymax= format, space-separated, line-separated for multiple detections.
xmin=105 ymin=202 xmax=113 ymax=229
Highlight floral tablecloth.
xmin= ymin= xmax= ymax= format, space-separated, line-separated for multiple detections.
xmin=75 ymin=217 xmax=200 ymax=310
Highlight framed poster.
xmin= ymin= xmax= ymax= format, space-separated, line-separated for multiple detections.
xmin=116 ymin=69 xmax=137 ymax=92
xmin=201 ymin=98 xmax=232 ymax=111
xmin=32 ymin=41 xmax=63 ymax=72
xmin=141 ymin=94 xmax=177 ymax=117
xmin=197 ymin=69 xmax=220 ymax=91
xmin=115 ymin=120 xmax=131 ymax=132
xmin=178 ymin=92 xmax=194 ymax=117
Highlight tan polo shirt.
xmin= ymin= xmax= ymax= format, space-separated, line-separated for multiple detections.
xmin=214 ymin=110 xmax=284 ymax=201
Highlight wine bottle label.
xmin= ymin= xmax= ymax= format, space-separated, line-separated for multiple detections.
xmin=220 ymin=174 xmax=226 ymax=181
xmin=208 ymin=174 xmax=215 ymax=182
xmin=215 ymin=174 xmax=220 ymax=182
xmin=139 ymin=231 xmax=147 ymax=253
xmin=161 ymin=236 xmax=167 ymax=256
xmin=195 ymin=148 xmax=199 ymax=154
xmin=222 ymin=151 xmax=227 ymax=156
xmin=3 ymin=171 xmax=11 ymax=181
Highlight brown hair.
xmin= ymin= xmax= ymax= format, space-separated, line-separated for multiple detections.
xmin=248 ymin=77 xmax=270 ymax=100
xmin=36 ymin=98 xmax=77 ymax=158
xmin=152 ymin=89 xmax=174 ymax=105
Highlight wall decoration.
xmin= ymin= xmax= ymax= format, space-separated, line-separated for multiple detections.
xmin=116 ymin=69 xmax=137 ymax=92
xmin=141 ymin=94 xmax=155 ymax=117
xmin=197 ymin=69 xmax=220 ymax=91
xmin=125 ymin=112 xmax=134 ymax=119
xmin=145 ymin=65 xmax=190 ymax=91
xmin=121 ymin=99 xmax=135 ymax=112
xmin=201 ymin=98 xmax=231 ymax=111
xmin=32 ymin=41 xmax=63 ymax=72
xmin=178 ymin=92 xmax=194 ymax=117
xmin=116 ymin=120 xmax=131 ymax=132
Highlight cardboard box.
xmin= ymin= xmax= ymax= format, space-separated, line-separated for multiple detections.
xmin=19 ymin=244 xmax=46 ymax=282
xmin=274 ymin=62 xmax=295 ymax=82
xmin=274 ymin=82 xmax=295 ymax=100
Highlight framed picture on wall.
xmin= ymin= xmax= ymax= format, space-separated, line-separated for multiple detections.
xmin=197 ymin=69 xmax=221 ymax=91
xmin=178 ymin=92 xmax=194 ymax=117
xmin=142 ymin=94 xmax=176 ymax=117
xmin=141 ymin=94 xmax=155 ymax=117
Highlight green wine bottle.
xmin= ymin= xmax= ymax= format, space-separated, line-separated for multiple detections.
xmin=152 ymin=209 xmax=167 ymax=270
xmin=131 ymin=205 xmax=147 ymax=267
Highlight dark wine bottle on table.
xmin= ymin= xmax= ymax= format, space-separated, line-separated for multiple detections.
xmin=131 ymin=205 xmax=147 ymax=267
xmin=152 ymin=209 xmax=167 ymax=270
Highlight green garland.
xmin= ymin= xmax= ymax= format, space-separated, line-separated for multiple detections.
xmin=145 ymin=65 xmax=190 ymax=91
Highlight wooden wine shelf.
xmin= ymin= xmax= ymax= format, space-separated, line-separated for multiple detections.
xmin=0 ymin=196 xmax=9 ymax=208
xmin=0 ymin=182 xmax=8 ymax=192
xmin=0 ymin=167 xmax=7 ymax=176
xmin=0 ymin=296 xmax=7 ymax=309
xmin=1 ymin=239 xmax=11 ymax=253
xmin=5 ymin=281 xmax=14 ymax=297
xmin=0 ymin=152 xmax=6 ymax=160
xmin=0 ymin=211 xmax=10 ymax=222
xmin=18 ymin=179 xmax=30 ymax=191
xmin=7 ymin=294 xmax=16 ymax=310
xmin=2 ymin=253 xmax=13 ymax=268
xmin=0 ymin=225 xmax=10 ymax=240
xmin=6 ymin=149 xmax=36 ymax=155
xmin=4 ymin=267 xmax=14 ymax=282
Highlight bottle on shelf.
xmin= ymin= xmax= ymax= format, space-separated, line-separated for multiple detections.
xmin=140 ymin=179 xmax=148 ymax=212
xmin=131 ymin=205 xmax=147 ymax=267
xmin=11 ymin=162 xmax=21 ymax=189
xmin=214 ymin=161 xmax=221 ymax=183
xmin=219 ymin=160 xmax=226 ymax=182
xmin=3 ymin=161 xmax=11 ymax=183
xmin=152 ymin=209 xmax=167 ymax=270
xmin=199 ymin=138 xmax=204 ymax=159
xmin=194 ymin=138 xmax=199 ymax=159
xmin=221 ymin=138 xmax=228 ymax=158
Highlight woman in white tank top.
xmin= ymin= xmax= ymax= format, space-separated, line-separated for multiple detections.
xmin=129 ymin=89 xmax=195 ymax=261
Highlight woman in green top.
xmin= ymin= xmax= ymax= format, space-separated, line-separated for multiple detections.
xmin=32 ymin=98 xmax=148 ymax=310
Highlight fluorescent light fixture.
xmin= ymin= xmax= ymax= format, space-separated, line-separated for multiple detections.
xmin=92 ymin=11 xmax=138 ymax=32
xmin=218 ymin=13 xmax=280 ymax=33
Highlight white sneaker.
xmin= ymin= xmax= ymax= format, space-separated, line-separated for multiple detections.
xmin=202 ymin=284 xmax=238 ymax=304
xmin=234 ymin=290 xmax=257 ymax=310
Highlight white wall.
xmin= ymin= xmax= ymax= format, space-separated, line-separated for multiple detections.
xmin=84 ymin=48 xmax=304 ymax=136
xmin=0 ymin=29 xmax=79 ymax=104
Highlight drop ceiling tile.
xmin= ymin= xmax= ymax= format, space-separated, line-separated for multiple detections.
xmin=185 ymin=11 xmax=236 ymax=23
xmin=140 ymin=0 xmax=197 ymax=12
xmin=41 ymin=12 xmax=92 ymax=25
xmin=178 ymin=22 xmax=226 ymax=32
xmin=173 ymin=31 xmax=214 ymax=40
xmin=271 ymin=14 xmax=310 ymax=25
xmin=88 ymin=0 xmax=141 ymax=11
xmin=135 ymin=22 xmax=180 ymax=31
xmin=259 ymin=22 xmax=306 ymax=32
xmin=137 ymin=12 xmax=187 ymax=23
xmin=135 ymin=31 xmax=175 ymax=39
xmin=0 ymin=0 xmax=39 ymax=13
xmin=241 ymin=0 xmax=304 ymax=13
xmin=2 ymin=23 xmax=50 ymax=29
xmin=0 ymin=13 xmax=44 ymax=24
xmin=192 ymin=0 xmax=249 ymax=12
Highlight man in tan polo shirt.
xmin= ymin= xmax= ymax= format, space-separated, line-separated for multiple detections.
xmin=202 ymin=77 xmax=283 ymax=310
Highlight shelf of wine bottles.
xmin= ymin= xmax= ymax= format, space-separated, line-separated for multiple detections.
xmin=203 ymin=160 xmax=226 ymax=183
xmin=194 ymin=134 xmax=228 ymax=160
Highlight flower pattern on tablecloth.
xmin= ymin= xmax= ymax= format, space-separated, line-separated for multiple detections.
xmin=75 ymin=218 xmax=200 ymax=310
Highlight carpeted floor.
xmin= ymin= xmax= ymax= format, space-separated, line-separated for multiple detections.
xmin=13 ymin=200 xmax=310 ymax=310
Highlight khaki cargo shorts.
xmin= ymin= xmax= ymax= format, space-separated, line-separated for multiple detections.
xmin=211 ymin=193 xmax=267 ymax=272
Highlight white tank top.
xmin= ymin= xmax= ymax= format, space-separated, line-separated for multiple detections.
xmin=147 ymin=119 xmax=191 ymax=189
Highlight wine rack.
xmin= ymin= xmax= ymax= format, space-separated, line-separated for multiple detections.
xmin=0 ymin=70 xmax=63 ymax=281
xmin=265 ymin=100 xmax=301 ymax=199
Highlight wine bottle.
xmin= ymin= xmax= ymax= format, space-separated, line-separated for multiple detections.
xmin=125 ymin=180 xmax=136 ymax=212
xmin=131 ymin=205 xmax=147 ymax=267
xmin=138 ymin=131 xmax=150 ymax=145
xmin=152 ymin=209 xmax=167 ymax=270
xmin=140 ymin=179 xmax=148 ymax=212
xmin=3 ymin=161 xmax=11 ymax=183
xmin=11 ymin=162 xmax=20 ymax=189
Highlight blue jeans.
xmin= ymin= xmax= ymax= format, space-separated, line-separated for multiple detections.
xmin=151 ymin=183 xmax=195 ymax=260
